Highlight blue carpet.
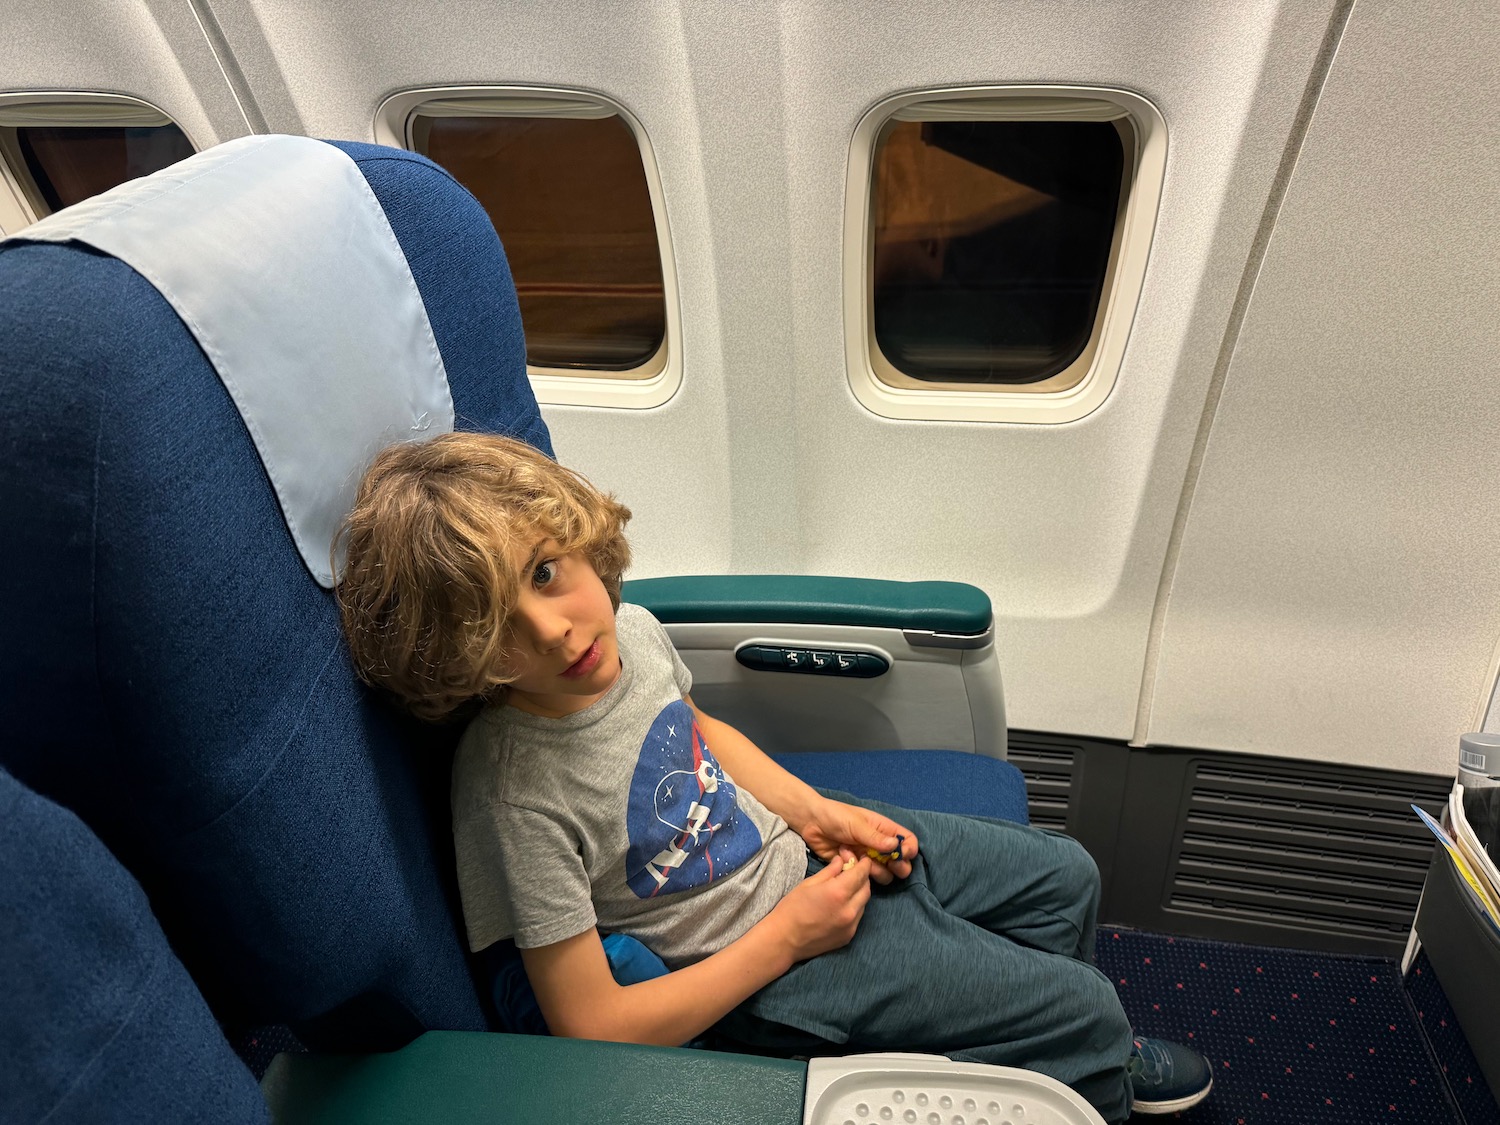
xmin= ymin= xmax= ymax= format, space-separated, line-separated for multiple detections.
xmin=1406 ymin=951 xmax=1500 ymax=1125
xmin=1096 ymin=928 xmax=1498 ymax=1124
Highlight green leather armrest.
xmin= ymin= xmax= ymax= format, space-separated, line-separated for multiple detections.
xmin=261 ymin=1031 xmax=805 ymax=1125
xmin=621 ymin=575 xmax=992 ymax=636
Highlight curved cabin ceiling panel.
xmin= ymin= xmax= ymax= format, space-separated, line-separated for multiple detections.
xmin=1148 ymin=0 xmax=1500 ymax=774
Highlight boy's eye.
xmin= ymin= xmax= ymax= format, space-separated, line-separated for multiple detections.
xmin=532 ymin=559 xmax=558 ymax=587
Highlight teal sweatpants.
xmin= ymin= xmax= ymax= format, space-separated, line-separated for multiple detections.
xmin=716 ymin=793 xmax=1135 ymax=1123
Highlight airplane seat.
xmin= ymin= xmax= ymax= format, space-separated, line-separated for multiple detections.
xmin=0 ymin=763 xmax=271 ymax=1124
xmin=0 ymin=137 xmax=1049 ymax=1122
xmin=0 ymin=137 xmax=511 ymax=1054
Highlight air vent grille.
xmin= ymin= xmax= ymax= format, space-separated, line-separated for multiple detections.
xmin=1007 ymin=736 xmax=1081 ymax=830
xmin=1165 ymin=761 xmax=1451 ymax=941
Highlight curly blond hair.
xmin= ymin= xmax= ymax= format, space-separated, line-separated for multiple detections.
xmin=335 ymin=432 xmax=631 ymax=721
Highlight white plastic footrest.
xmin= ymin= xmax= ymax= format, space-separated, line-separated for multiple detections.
xmin=802 ymin=1054 xmax=1106 ymax=1125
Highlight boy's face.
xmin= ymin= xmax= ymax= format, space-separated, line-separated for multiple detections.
xmin=500 ymin=538 xmax=621 ymax=718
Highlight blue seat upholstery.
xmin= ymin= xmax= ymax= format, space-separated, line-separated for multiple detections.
xmin=776 ymin=750 xmax=1028 ymax=823
xmin=0 ymin=139 xmax=1029 ymax=1105
xmin=0 ymin=765 xmax=270 ymax=1124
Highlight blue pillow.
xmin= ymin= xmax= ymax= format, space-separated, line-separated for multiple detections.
xmin=492 ymin=933 xmax=671 ymax=1037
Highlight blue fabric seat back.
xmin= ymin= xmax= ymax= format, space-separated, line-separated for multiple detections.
xmin=0 ymin=142 xmax=543 ymax=1047
xmin=0 ymin=764 xmax=270 ymax=1124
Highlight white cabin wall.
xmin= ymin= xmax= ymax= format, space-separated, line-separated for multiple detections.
xmin=196 ymin=0 xmax=1342 ymax=746
xmin=1147 ymin=0 xmax=1500 ymax=775
xmin=0 ymin=1 xmax=251 ymax=227
xmin=772 ymin=1 xmax=1341 ymax=741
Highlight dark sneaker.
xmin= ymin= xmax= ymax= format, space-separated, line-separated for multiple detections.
xmin=1127 ymin=1035 xmax=1213 ymax=1115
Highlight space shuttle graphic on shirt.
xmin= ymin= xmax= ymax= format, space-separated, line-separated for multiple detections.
xmin=624 ymin=698 xmax=762 ymax=898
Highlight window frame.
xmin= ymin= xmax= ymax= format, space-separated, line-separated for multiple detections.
xmin=0 ymin=92 xmax=196 ymax=235
xmin=375 ymin=86 xmax=681 ymax=410
xmin=844 ymin=86 xmax=1167 ymax=424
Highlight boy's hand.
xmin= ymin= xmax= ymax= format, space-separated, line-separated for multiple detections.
xmin=767 ymin=849 xmax=872 ymax=962
xmin=799 ymin=798 xmax=917 ymax=885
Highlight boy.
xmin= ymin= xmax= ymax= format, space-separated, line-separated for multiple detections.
xmin=337 ymin=432 xmax=1212 ymax=1122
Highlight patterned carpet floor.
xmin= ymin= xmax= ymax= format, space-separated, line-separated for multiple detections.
xmin=1094 ymin=928 xmax=1499 ymax=1124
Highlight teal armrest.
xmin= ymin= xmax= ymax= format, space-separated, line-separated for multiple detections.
xmin=262 ymin=1031 xmax=805 ymax=1125
xmin=622 ymin=575 xmax=992 ymax=636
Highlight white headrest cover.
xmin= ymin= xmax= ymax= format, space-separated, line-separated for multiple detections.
xmin=10 ymin=134 xmax=455 ymax=586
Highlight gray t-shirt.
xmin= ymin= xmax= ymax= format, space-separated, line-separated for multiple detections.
xmin=452 ymin=602 xmax=807 ymax=967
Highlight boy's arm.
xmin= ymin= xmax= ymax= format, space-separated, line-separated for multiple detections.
xmin=685 ymin=695 xmax=917 ymax=882
xmin=684 ymin=695 xmax=822 ymax=830
xmin=522 ymin=853 xmax=872 ymax=1045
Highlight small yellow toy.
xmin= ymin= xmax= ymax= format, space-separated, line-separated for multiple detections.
xmin=866 ymin=834 xmax=905 ymax=865
xmin=841 ymin=835 xmax=906 ymax=871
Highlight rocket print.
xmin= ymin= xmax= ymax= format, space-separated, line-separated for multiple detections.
xmin=624 ymin=699 xmax=762 ymax=898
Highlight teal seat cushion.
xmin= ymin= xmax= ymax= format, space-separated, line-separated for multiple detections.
xmin=262 ymin=1031 xmax=805 ymax=1125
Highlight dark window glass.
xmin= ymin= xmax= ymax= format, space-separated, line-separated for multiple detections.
xmin=16 ymin=125 xmax=195 ymax=213
xmin=872 ymin=118 xmax=1127 ymax=385
xmin=414 ymin=114 xmax=667 ymax=373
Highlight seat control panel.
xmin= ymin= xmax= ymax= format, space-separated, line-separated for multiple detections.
xmin=735 ymin=645 xmax=889 ymax=678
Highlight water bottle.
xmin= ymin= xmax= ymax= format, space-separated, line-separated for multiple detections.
xmin=1459 ymin=732 xmax=1500 ymax=791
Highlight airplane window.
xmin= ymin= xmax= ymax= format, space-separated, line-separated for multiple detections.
xmin=12 ymin=124 xmax=194 ymax=215
xmin=870 ymin=116 xmax=1129 ymax=388
xmin=412 ymin=113 xmax=667 ymax=375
